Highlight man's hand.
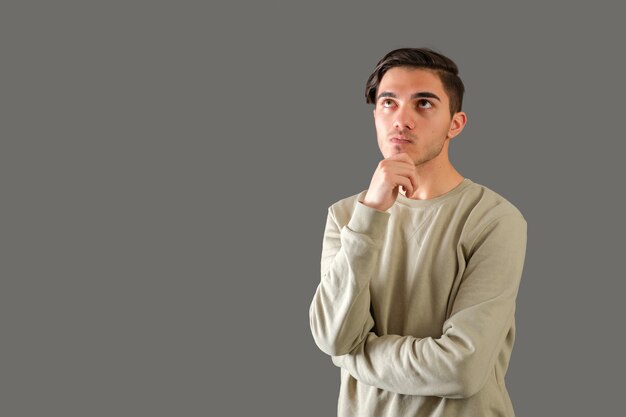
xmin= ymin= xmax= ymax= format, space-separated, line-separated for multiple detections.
xmin=361 ymin=153 xmax=417 ymax=212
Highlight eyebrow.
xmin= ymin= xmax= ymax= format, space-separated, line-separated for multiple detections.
xmin=377 ymin=91 xmax=441 ymax=101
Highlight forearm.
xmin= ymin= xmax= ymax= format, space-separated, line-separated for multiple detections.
xmin=333 ymin=214 xmax=527 ymax=398
xmin=309 ymin=202 xmax=389 ymax=356
xmin=333 ymin=302 xmax=515 ymax=398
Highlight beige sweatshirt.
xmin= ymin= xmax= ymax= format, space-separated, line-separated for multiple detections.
xmin=309 ymin=179 xmax=527 ymax=417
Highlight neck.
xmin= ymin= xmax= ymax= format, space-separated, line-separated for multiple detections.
xmin=400 ymin=144 xmax=464 ymax=200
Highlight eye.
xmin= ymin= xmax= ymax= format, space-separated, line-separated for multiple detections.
xmin=381 ymin=99 xmax=395 ymax=108
xmin=417 ymin=99 xmax=432 ymax=109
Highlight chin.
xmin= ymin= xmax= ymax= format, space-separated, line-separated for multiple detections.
xmin=388 ymin=145 xmax=406 ymax=156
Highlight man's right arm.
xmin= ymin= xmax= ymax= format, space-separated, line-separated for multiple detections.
xmin=309 ymin=202 xmax=389 ymax=356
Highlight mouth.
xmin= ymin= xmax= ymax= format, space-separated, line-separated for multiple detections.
xmin=390 ymin=137 xmax=413 ymax=144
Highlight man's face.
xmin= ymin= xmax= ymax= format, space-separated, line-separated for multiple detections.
xmin=373 ymin=67 xmax=463 ymax=166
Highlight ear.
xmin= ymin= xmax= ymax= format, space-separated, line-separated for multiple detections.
xmin=447 ymin=111 xmax=467 ymax=140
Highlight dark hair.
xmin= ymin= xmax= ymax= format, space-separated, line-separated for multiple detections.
xmin=365 ymin=48 xmax=465 ymax=115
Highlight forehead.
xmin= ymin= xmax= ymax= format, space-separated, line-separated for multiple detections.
xmin=378 ymin=67 xmax=447 ymax=100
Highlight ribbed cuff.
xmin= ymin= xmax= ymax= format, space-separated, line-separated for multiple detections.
xmin=346 ymin=202 xmax=390 ymax=241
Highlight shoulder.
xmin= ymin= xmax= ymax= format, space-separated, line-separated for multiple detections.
xmin=463 ymin=180 xmax=525 ymax=221
xmin=460 ymin=180 xmax=527 ymax=246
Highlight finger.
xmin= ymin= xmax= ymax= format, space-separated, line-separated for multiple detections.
xmin=389 ymin=162 xmax=419 ymax=185
xmin=385 ymin=165 xmax=417 ymax=197
xmin=407 ymin=171 xmax=418 ymax=197
xmin=380 ymin=158 xmax=417 ymax=174
xmin=394 ymin=176 xmax=414 ymax=197
xmin=386 ymin=155 xmax=418 ymax=195
xmin=388 ymin=152 xmax=415 ymax=165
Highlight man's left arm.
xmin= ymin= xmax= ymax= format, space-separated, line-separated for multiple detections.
xmin=332 ymin=214 xmax=527 ymax=399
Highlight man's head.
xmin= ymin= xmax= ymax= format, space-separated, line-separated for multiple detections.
xmin=366 ymin=48 xmax=468 ymax=166
xmin=365 ymin=48 xmax=465 ymax=116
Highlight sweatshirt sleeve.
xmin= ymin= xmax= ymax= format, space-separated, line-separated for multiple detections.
xmin=309 ymin=201 xmax=390 ymax=356
xmin=331 ymin=214 xmax=527 ymax=398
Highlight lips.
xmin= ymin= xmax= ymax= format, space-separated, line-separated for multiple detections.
xmin=390 ymin=137 xmax=413 ymax=144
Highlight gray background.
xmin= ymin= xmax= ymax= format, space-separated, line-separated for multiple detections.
xmin=2 ymin=1 xmax=624 ymax=416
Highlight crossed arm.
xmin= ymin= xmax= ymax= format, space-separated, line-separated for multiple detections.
xmin=309 ymin=202 xmax=527 ymax=398
xmin=309 ymin=202 xmax=387 ymax=356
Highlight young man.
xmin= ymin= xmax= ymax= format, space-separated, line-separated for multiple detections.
xmin=309 ymin=48 xmax=528 ymax=416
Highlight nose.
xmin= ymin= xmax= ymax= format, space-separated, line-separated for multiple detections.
xmin=393 ymin=105 xmax=415 ymax=130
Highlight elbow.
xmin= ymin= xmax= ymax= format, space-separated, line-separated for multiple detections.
xmin=309 ymin=319 xmax=354 ymax=356
xmin=450 ymin=378 xmax=483 ymax=399
xmin=308 ymin=288 xmax=373 ymax=357
xmin=309 ymin=306 xmax=361 ymax=356
xmin=446 ymin=358 xmax=490 ymax=399
xmin=315 ymin=339 xmax=352 ymax=357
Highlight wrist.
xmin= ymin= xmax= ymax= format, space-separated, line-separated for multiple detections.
xmin=362 ymin=204 xmax=387 ymax=213
xmin=360 ymin=197 xmax=389 ymax=213
xmin=347 ymin=202 xmax=390 ymax=238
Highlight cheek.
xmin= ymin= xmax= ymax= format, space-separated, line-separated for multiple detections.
xmin=428 ymin=119 xmax=450 ymax=135
xmin=374 ymin=114 xmax=390 ymax=130
xmin=373 ymin=119 xmax=384 ymax=136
